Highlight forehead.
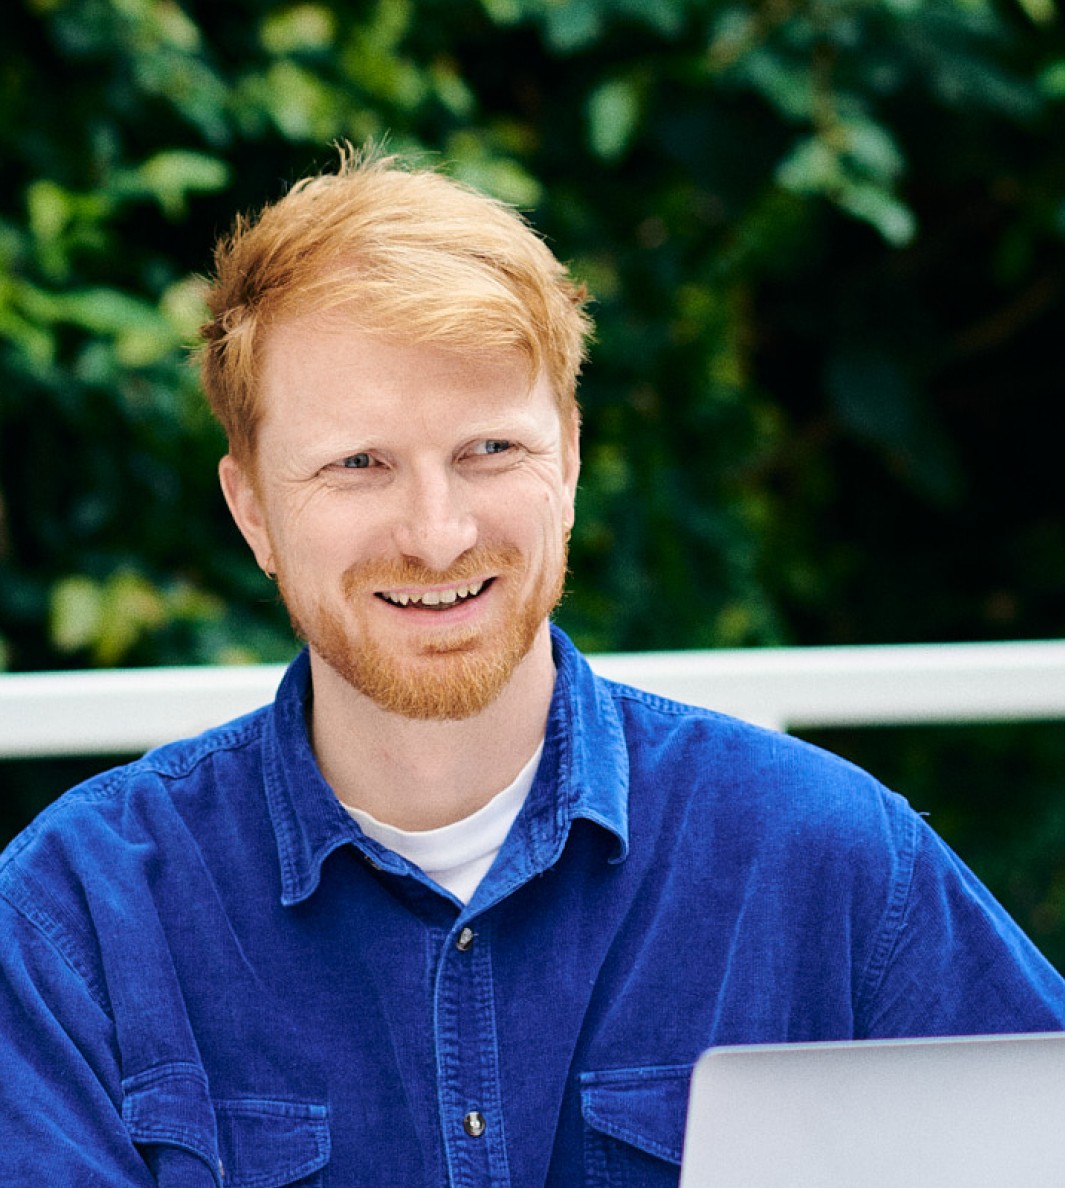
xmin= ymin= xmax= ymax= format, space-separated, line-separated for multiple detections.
xmin=257 ymin=313 xmax=557 ymax=439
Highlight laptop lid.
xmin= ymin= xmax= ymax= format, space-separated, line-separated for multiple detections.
xmin=679 ymin=1031 xmax=1065 ymax=1187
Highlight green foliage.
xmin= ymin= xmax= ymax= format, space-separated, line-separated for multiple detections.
xmin=2 ymin=0 xmax=1062 ymax=650
xmin=2 ymin=0 xmax=1064 ymax=954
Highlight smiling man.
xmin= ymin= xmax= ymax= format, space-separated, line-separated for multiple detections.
xmin=219 ymin=325 xmax=576 ymax=804
xmin=3 ymin=149 xmax=1065 ymax=1187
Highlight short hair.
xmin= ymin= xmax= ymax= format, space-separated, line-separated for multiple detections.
xmin=199 ymin=145 xmax=594 ymax=463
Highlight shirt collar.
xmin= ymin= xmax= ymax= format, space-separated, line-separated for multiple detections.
xmin=261 ymin=626 xmax=630 ymax=907
xmin=261 ymin=649 xmax=358 ymax=906
xmin=542 ymin=624 xmax=630 ymax=861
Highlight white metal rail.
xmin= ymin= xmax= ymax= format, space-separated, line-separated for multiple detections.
xmin=1 ymin=639 xmax=1064 ymax=760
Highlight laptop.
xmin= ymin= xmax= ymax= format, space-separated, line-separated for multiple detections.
xmin=679 ymin=1031 xmax=1065 ymax=1187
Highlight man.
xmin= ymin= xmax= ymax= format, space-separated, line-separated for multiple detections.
xmin=2 ymin=148 xmax=1064 ymax=1186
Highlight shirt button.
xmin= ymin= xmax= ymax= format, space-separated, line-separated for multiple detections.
xmin=463 ymin=1110 xmax=487 ymax=1138
xmin=455 ymin=926 xmax=475 ymax=952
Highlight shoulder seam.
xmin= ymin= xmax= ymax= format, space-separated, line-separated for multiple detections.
xmin=606 ymin=679 xmax=734 ymax=722
xmin=127 ymin=712 xmax=268 ymax=784
xmin=0 ymin=712 xmax=268 ymax=865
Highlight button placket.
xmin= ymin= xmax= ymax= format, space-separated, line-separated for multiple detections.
xmin=436 ymin=919 xmax=511 ymax=1183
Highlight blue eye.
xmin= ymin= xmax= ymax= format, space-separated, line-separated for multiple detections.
xmin=341 ymin=453 xmax=372 ymax=469
xmin=483 ymin=440 xmax=512 ymax=455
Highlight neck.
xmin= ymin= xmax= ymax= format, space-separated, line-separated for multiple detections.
xmin=307 ymin=623 xmax=556 ymax=831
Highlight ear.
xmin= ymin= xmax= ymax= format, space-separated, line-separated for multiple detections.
xmin=218 ymin=454 xmax=276 ymax=575
xmin=561 ymin=408 xmax=581 ymax=531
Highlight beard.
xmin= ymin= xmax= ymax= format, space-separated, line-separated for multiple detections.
xmin=275 ymin=539 xmax=568 ymax=721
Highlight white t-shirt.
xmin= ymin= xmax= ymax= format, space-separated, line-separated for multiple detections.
xmin=344 ymin=742 xmax=544 ymax=904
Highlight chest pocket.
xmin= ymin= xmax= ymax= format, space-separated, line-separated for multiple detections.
xmin=122 ymin=1064 xmax=330 ymax=1187
xmin=579 ymin=1065 xmax=690 ymax=1188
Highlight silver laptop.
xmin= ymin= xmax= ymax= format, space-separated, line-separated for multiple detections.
xmin=679 ymin=1032 xmax=1065 ymax=1187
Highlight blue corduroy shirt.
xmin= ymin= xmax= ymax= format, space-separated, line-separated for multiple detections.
xmin=3 ymin=627 xmax=1064 ymax=1186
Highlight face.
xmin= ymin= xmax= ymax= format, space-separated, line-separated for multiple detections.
xmin=220 ymin=315 xmax=580 ymax=721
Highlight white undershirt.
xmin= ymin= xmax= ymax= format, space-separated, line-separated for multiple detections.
xmin=344 ymin=742 xmax=544 ymax=904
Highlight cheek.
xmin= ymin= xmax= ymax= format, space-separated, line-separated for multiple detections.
xmin=508 ymin=490 xmax=560 ymax=543
xmin=273 ymin=495 xmax=367 ymax=559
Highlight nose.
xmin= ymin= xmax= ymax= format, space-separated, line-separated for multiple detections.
xmin=390 ymin=462 xmax=478 ymax=572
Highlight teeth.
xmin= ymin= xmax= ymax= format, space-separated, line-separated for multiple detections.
xmin=381 ymin=580 xmax=485 ymax=608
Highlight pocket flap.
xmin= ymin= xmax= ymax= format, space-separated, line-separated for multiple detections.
xmin=215 ymin=1097 xmax=330 ymax=1188
xmin=579 ymin=1065 xmax=691 ymax=1165
xmin=122 ymin=1064 xmax=330 ymax=1188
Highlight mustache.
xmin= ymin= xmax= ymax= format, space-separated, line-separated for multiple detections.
xmin=340 ymin=545 xmax=524 ymax=596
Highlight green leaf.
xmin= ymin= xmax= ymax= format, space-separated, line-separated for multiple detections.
xmin=621 ymin=0 xmax=684 ymax=37
xmin=260 ymin=4 xmax=337 ymax=54
xmin=25 ymin=181 xmax=107 ymax=278
xmin=51 ymin=288 xmax=164 ymax=337
xmin=135 ymin=151 xmax=231 ymax=218
xmin=587 ymin=78 xmax=641 ymax=162
xmin=159 ymin=276 xmax=210 ymax=342
xmin=430 ymin=59 xmax=476 ymax=118
xmin=776 ymin=131 xmax=915 ymax=245
xmin=95 ymin=572 xmax=168 ymax=666
xmin=50 ymin=576 xmax=104 ymax=654
xmin=0 ymin=281 xmax=57 ymax=369
xmin=446 ymin=134 xmax=543 ymax=206
xmin=737 ymin=48 xmax=815 ymax=121
xmin=1039 ymin=61 xmax=1065 ymax=99
xmin=479 ymin=0 xmax=523 ymax=24
xmin=707 ymin=7 xmax=758 ymax=72
xmin=837 ymin=182 xmax=916 ymax=246
xmin=841 ymin=118 xmax=905 ymax=182
xmin=26 ymin=180 xmax=70 ymax=248
xmin=1014 ymin=0 xmax=1055 ymax=24
xmin=776 ymin=136 xmax=842 ymax=193
xmin=543 ymin=0 xmax=602 ymax=51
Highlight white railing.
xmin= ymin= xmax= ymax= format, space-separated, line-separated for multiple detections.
xmin=1 ymin=639 xmax=1064 ymax=759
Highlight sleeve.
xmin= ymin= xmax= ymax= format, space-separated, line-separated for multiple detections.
xmin=858 ymin=809 xmax=1065 ymax=1039
xmin=0 ymin=893 xmax=158 ymax=1185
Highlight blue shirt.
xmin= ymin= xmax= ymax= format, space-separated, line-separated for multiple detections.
xmin=2 ymin=627 xmax=1064 ymax=1187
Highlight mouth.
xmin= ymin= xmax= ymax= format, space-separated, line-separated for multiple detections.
xmin=374 ymin=578 xmax=494 ymax=610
